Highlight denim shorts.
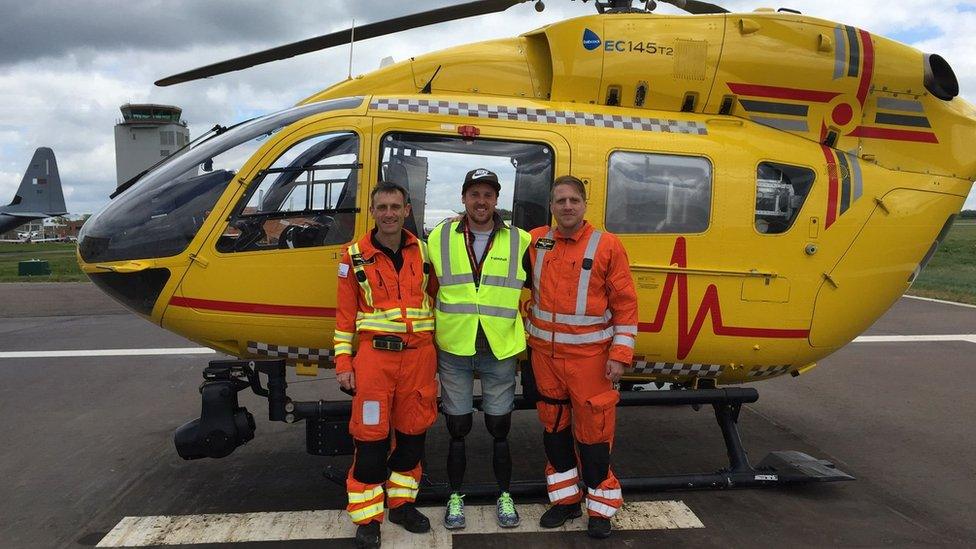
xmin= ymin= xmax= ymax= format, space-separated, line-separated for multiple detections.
xmin=438 ymin=349 xmax=517 ymax=416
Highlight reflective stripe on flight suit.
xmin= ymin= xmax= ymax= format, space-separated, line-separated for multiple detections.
xmin=347 ymin=242 xmax=435 ymax=334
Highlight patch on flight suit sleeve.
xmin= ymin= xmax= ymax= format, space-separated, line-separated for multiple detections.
xmin=362 ymin=401 xmax=381 ymax=425
xmin=338 ymin=263 xmax=350 ymax=278
xmin=535 ymin=238 xmax=556 ymax=250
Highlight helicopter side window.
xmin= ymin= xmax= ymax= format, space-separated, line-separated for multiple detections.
xmin=605 ymin=152 xmax=712 ymax=234
xmin=217 ymin=131 xmax=360 ymax=253
xmin=379 ymin=132 xmax=552 ymax=237
xmin=754 ymin=162 xmax=815 ymax=234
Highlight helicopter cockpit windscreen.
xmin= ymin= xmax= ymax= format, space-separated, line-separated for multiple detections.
xmin=78 ymin=97 xmax=363 ymax=263
xmin=379 ymin=132 xmax=553 ymax=237
xmin=606 ymin=151 xmax=712 ymax=234
xmin=217 ymin=131 xmax=360 ymax=252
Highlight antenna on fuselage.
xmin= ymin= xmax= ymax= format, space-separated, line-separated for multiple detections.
xmin=348 ymin=19 xmax=356 ymax=80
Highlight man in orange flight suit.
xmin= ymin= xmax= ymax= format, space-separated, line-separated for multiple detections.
xmin=528 ymin=175 xmax=638 ymax=539
xmin=334 ymin=182 xmax=438 ymax=549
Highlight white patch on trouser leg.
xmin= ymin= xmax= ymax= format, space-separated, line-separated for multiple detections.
xmin=362 ymin=401 xmax=380 ymax=425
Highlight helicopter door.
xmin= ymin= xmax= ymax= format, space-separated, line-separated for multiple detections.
xmin=374 ymin=125 xmax=569 ymax=235
xmin=167 ymin=121 xmax=369 ymax=355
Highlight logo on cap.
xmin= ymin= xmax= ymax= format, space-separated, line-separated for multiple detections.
xmin=582 ymin=28 xmax=601 ymax=51
xmin=471 ymin=169 xmax=492 ymax=179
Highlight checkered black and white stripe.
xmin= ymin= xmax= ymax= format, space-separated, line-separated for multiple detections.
xmin=630 ymin=361 xmax=724 ymax=377
xmin=370 ymin=98 xmax=708 ymax=135
xmin=247 ymin=341 xmax=334 ymax=363
xmin=747 ymin=365 xmax=793 ymax=378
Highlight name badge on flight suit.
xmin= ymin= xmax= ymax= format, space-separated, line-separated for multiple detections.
xmin=351 ymin=253 xmax=375 ymax=267
xmin=535 ymin=238 xmax=556 ymax=250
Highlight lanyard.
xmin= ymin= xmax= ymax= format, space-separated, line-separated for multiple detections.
xmin=462 ymin=219 xmax=497 ymax=286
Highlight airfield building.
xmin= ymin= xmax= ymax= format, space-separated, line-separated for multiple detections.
xmin=114 ymin=104 xmax=190 ymax=187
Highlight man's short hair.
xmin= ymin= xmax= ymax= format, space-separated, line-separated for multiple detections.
xmin=551 ymin=175 xmax=586 ymax=202
xmin=370 ymin=181 xmax=409 ymax=206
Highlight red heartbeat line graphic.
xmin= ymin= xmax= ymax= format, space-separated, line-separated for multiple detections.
xmin=637 ymin=238 xmax=810 ymax=360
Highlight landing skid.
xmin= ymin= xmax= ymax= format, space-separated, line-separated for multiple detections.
xmin=179 ymin=359 xmax=854 ymax=498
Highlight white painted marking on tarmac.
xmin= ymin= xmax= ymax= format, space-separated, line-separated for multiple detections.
xmin=0 ymin=347 xmax=217 ymax=359
xmin=5 ymin=333 xmax=976 ymax=360
xmin=95 ymin=501 xmax=703 ymax=547
xmin=853 ymin=334 xmax=976 ymax=344
xmin=903 ymin=294 xmax=976 ymax=309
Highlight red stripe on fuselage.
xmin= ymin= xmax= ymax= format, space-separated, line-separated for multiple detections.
xmin=727 ymin=83 xmax=841 ymax=103
xmin=636 ymin=238 xmax=810 ymax=360
xmin=169 ymin=296 xmax=337 ymax=317
xmin=856 ymin=29 xmax=874 ymax=107
xmin=821 ymin=145 xmax=839 ymax=229
xmin=847 ymin=126 xmax=939 ymax=143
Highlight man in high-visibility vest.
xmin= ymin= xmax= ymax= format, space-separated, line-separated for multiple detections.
xmin=335 ymin=182 xmax=438 ymax=549
xmin=528 ymin=175 xmax=638 ymax=539
xmin=427 ymin=168 xmax=531 ymax=530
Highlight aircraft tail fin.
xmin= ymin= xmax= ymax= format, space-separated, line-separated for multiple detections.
xmin=2 ymin=147 xmax=67 ymax=217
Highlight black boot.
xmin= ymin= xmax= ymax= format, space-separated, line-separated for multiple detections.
xmin=587 ymin=516 xmax=612 ymax=539
xmin=354 ymin=521 xmax=381 ymax=548
xmin=388 ymin=503 xmax=431 ymax=533
xmin=539 ymin=503 xmax=582 ymax=528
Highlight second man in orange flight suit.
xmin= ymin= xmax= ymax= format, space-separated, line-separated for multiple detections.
xmin=528 ymin=175 xmax=639 ymax=539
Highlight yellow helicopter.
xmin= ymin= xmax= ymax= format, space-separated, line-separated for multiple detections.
xmin=76 ymin=0 xmax=972 ymax=484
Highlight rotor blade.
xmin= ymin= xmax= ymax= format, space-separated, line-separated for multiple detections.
xmin=658 ymin=0 xmax=729 ymax=14
xmin=156 ymin=0 xmax=532 ymax=86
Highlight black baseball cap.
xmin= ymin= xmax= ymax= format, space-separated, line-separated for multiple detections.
xmin=462 ymin=168 xmax=501 ymax=194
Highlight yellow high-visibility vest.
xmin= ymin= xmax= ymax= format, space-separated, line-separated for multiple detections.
xmin=428 ymin=220 xmax=530 ymax=359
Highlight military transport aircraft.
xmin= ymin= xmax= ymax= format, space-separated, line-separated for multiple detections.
xmin=0 ymin=148 xmax=67 ymax=236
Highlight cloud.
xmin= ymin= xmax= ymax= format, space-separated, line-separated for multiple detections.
xmin=0 ymin=0 xmax=973 ymax=216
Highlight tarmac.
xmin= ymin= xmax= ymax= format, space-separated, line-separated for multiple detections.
xmin=1 ymin=283 xmax=974 ymax=548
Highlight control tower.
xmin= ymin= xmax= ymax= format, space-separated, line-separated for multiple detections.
xmin=114 ymin=104 xmax=190 ymax=187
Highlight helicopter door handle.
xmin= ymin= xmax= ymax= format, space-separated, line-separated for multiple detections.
xmin=94 ymin=260 xmax=154 ymax=273
xmin=822 ymin=272 xmax=840 ymax=289
xmin=189 ymin=253 xmax=210 ymax=268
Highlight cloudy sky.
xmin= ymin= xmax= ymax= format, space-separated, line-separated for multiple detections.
xmin=1 ymin=0 xmax=974 ymax=215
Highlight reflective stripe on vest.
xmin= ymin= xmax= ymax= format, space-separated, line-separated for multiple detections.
xmin=435 ymin=299 xmax=519 ymax=319
xmin=436 ymin=221 xmax=523 ymax=290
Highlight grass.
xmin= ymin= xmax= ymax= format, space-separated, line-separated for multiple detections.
xmin=0 ymin=242 xmax=88 ymax=282
xmin=1 ymin=222 xmax=974 ymax=303
xmin=907 ymin=220 xmax=976 ymax=305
